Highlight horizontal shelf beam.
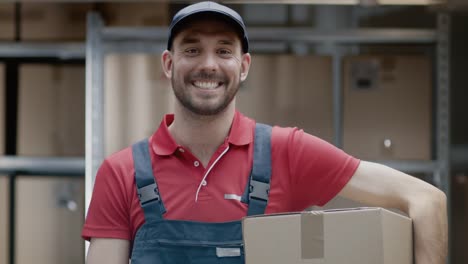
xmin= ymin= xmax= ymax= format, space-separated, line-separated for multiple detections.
xmin=224 ymin=0 xmax=442 ymax=5
xmin=0 ymin=42 xmax=85 ymax=59
xmin=0 ymin=28 xmax=436 ymax=58
xmin=0 ymin=153 xmax=464 ymax=177
xmin=103 ymin=27 xmax=437 ymax=44
xmin=0 ymin=156 xmax=84 ymax=176
xmin=248 ymin=28 xmax=437 ymax=44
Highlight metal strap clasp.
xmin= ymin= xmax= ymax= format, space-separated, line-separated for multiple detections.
xmin=249 ymin=180 xmax=270 ymax=202
xmin=137 ymin=183 xmax=160 ymax=204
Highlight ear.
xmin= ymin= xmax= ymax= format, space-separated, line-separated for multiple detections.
xmin=161 ymin=50 xmax=173 ymax=79
xmin=240 ymin=53 xmax=251 ymax=82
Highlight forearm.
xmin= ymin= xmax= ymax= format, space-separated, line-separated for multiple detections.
xmin=339 ymin=161 xmax=448 ymax=263
xmin=86 ymin=238 xmax=130 ymax=264
xmin=409 ymin=189 xmax=448 ymax=264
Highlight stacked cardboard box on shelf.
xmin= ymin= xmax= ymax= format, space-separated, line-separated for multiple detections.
xmin=238 ymin=55 xmax=334 ymax=143
xmin=104 ymin=54 xmax=172 ymax=155
xmin=15 ymin=64 xmax=85 ymax=264
xmin=343 ymin=55 xmax=432 ymax=161
xmin=3 ymin=2 xmax=171 ymax=41
xmin=97 ymin=2 xmax=170 ymax=27
xmin=18 ymin=65 xmax=85 ymax=156
xmin=4 ymin=3 xmax=170 ymax=262
xmin=0 ymin=4 xmax=14 ymax=40
xmin=236 ymin=55 xmax=277 ymax=126
xmin=21 ymin=3 xmax=93 ymax=41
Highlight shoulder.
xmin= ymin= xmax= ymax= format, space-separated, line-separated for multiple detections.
xmin=104 ymin=146 xmax=134 ymax=172
xmin=270 ymin=125 xmax=350 ymax=163
xmin=95 ymin=144 xmax=137 ymax=190
xmin=271 ymin=126 xmax=324 ymax=146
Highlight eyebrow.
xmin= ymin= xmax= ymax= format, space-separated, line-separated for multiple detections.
xmin=218 ymin=39 xmax=235 ymax=45
xmin=180 ymin=36 xmax=200 ymax=45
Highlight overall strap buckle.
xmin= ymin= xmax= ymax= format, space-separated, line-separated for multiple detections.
xmin=249 ymin=180 xmax=270 ymax=202
xmin=137 ymin=183 xmax=160 ymax=204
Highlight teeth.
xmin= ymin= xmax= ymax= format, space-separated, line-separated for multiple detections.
xmin=194 ymin=81 xmax=219 ymax=89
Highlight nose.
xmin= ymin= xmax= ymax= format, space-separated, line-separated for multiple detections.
xmin=198 ymin=52 xmax=219 ymax=72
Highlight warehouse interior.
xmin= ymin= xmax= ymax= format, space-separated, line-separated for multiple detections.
xmin=0 ymin=0 xmax=467 ymax=263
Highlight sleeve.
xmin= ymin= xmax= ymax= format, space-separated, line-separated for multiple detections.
xmin=284 ymin=128 xmax=360 ymax=211
xmin=81 ymin=159 xmax=132 ymax=241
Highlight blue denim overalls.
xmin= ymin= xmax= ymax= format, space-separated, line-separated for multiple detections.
xmin=131 ymin=123 xmax=272 ymax=264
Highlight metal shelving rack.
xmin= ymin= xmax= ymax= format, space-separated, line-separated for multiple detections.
xmin=0 ymin=3 xmax=452 ymax=264
xmin=0 ymin=3 xmax=457 ymax=264
xmin=83 ymin=5 xmax=456 ymax=261
xmin=84 ymin=9 xmax=453 ymax=262
xmin=84 ymin=9 xmax=450 ymax=204
xmin=0 ymin=41 xmax=86 ymax=264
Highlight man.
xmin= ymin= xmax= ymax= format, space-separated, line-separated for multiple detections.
xmin=83 ymin=2 xmax=447 ymax=264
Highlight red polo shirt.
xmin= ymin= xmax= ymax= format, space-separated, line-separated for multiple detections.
xmin=82 ymin=111 xmax=359 ymax=241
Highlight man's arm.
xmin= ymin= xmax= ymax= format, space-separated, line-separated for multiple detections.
xmin=86 ymin=238 xmax=130 ymax=264
xmin=339 ymin=161 xmax=447 ymax=264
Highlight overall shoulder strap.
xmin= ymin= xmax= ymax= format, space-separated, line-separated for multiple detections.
xmin=245 ymin=123 xmax=273 ymax=216
xmin=132 ymin=139 xmax=166 ymax=221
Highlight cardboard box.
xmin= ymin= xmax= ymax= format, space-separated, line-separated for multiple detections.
xmin=21 ymin=3 xmax=92 ymax=41
xmin=343 ymin=55 xmax=432 ymax=160
xmin=243 ymin=207 xmax=412 ymax=264
xmin=104 ymin=54 xmax=172 ymax=155
xmin=16 ymin=177 xmax=85 ymax=264
xmin=18 ymin=64 xmax=85 ymax=156
xmin=98 ymin=2 xmax=170 ymax=26
xmin=16 ymin=64 xmax=85 ymax=263
xmin=238 ymin=55 xmax=333 ymax=143
xmin=0 ymin=4 xmax=14 ymax=40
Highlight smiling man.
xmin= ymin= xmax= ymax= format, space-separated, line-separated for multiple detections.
xmin=83 ymin=2 xmax=447 ymax=264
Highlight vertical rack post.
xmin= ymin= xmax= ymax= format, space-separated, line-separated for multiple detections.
xmin=436 ymin=12 xmax=451 ymax=264
xmin=332 ymin=52 xmax=343 ymax=148
xmin=85 ymin=11 xmax=104 ymax=253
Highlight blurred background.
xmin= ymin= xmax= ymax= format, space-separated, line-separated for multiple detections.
xmin=0 ymin=0 xmax=466 ymax=263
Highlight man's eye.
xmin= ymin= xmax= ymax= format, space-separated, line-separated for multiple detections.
xmin=218 ymin=49 xmax=232 ymax=55
xmin=185 ymin=48 xmax=199 ymax=55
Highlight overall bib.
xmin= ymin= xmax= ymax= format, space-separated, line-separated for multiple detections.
xmin=131 ymin=123 xmax=273 ymax=264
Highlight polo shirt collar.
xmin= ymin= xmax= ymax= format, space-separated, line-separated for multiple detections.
xmin=151 ymin=111 xmax=253 ymax=156
xmin=152 ymin=114 xmax=178 ymax=156
xmin=227 ymin=111 xmax=253 ymax=146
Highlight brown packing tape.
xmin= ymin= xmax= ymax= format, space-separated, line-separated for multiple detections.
xmin=301 ymin=211 xmax=324 ymax=259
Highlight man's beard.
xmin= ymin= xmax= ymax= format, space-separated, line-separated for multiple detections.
xmin=171 ymin=71 xmax=241 ymax=116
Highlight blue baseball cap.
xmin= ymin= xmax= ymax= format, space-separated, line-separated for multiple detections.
xmin=167 ymin=1 xmax=249 ymax=53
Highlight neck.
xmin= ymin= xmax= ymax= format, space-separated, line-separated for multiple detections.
xmin=168 ymin=103 xmax=235 ymax=166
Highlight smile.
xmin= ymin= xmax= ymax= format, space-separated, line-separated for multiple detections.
xmin=193 ymin=81 xmax=223 ymax=90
